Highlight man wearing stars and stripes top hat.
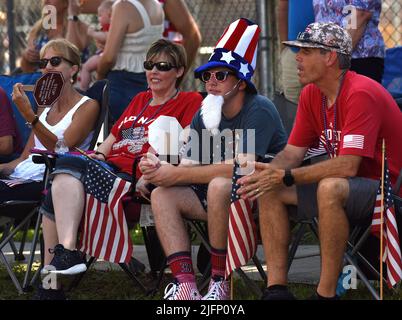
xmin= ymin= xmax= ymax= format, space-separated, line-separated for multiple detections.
xmin=140 ymin=18 xmax=287 ymax=300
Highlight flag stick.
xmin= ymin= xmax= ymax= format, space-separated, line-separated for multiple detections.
xmin=74 ymin=147 xmax=119 ymax=178
xmin=380 ymin=139 xmax=385 ymax=300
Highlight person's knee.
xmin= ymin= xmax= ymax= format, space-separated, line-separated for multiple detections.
xmin=52 ymin=174 xmax=82 ymax=195
xmin=317 ymin=178 xmax=348 ymax=205
xmin=207 ymin=177 xmax=231 ymax=201
xmin=151 ymin=186 xmax=177 ymax=216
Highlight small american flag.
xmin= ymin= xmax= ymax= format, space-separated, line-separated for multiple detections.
xmin=225 ymin=162 xmax=257 ymax=279
xmin=343 ymin=134 xmax=364 ymax=149
xmin=371 ymin=157 xmax=402 ymax=287
xmin=78 ymin=161 xmax=133 ymax=263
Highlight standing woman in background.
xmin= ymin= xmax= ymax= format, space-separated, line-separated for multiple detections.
xmin=96 ymin=0 xmax=164 ymax=122
xmin=158 ymin=0 xmax=202 ymax=74
xmin=313 ymin=0 xmax=385 ymax=83
xmin=20 ymin=0 xmax=91 ymax=73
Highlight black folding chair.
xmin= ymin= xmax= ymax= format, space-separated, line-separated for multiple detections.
xmin=287 ymin=169 xmax=402 ymax=300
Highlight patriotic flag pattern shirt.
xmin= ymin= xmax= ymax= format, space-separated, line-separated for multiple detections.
xmin=289 ymin=71 xmax=402 ymax=193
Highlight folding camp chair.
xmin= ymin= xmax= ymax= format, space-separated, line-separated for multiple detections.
xmin=287 ymin=169 xmax=402 ymax=300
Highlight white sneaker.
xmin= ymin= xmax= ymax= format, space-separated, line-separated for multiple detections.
xmin=163 ymin=280 xmax=202 ymax=300
xmin=202 ymin=277 xmax=230 ymax=300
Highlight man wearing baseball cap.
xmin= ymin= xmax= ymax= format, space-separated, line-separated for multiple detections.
xmin=139 ymin=18 xmax=287 ymax=300
xmin=238 ymin=22 xmax=402 ymax=300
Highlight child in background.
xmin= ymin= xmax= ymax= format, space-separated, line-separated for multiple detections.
xmin=80 ymin=0 xmax=113 ymax=91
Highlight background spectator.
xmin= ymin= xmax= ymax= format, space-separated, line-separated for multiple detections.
xmin=277 ymin=0 xmax=314 ymax=104
xmin=19 ymin=0 xmax=92 ymax=74
xmin=79 ymin=0 xmax=113 ymax=91
xmin=96 ymin=0 xmax=164 ymax=122
xmin=158 ymin=0 xmax=202 ymax=74
xmin=313 ymin=0 xmax=385 ymax=83
xmin=0 ymin=86 xmax=22 ymax=163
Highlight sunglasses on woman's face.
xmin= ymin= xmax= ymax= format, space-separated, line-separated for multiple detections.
xmin=200 ymin=70 xmax=236 ymax=83
xmin=143 ymin=61 xmax=177 ymax=72
xmin=38 ymin=56 xmax=74 ymax=69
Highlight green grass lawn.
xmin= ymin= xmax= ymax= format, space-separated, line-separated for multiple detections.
xmin=0 ymin=263 xmax=401 ymax=300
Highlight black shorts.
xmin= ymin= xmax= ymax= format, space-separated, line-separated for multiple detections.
xmin=290 ymin=177 xmax=380 ymax=224
xmin=190 ymin=184 xmax=209 ymax=211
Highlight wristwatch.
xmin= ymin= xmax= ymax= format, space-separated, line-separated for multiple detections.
xmin=282 ymin=169 xmax=295 ymax=187
xmin=26 ymin=115 xmax=39 ymax=128
xmin=67 ymin=15 xmax=79 ymax=22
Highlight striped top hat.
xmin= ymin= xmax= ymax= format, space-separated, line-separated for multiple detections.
xmin=194 ymin=18 xmax=261 ymax=93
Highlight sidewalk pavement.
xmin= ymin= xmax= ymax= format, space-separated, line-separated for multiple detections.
xmin=2 ymin=243 xmax=321 ymax=284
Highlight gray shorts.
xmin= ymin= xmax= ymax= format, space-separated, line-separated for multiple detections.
xmin=289 ymin=177 xmax=380 ymax=224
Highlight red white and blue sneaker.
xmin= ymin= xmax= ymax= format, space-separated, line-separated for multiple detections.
xmin=202 ymin=276 xmax=230 ymax=300
xmin=163 ymin=280 xmax=202 ymax=300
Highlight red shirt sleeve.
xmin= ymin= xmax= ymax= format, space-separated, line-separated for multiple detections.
xmin=338 ymin=88 xmax=381 ymax=158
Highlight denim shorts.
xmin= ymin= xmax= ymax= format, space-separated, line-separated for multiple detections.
xmin=40 ymin=156 xmax=130 ymax=221
xmin=290 ymin=177 xmax=380 ymax=224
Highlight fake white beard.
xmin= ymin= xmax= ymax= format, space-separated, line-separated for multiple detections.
xmin=200 ymin=94 xmax=224 ymax=136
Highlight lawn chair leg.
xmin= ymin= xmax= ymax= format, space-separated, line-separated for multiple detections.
xmin=0 ymin=249 xmax=24 ymax=294
xmin=344 ymin=251 xmax=380 ymax=300
xmin=16 ymin=219 xmax=32 ymax=261
xmin=67 ymin=256 xmax=96 ymax=292
xmin=235 ymin=267 xmax=262 ymax=297
xmin=119 ymin=263 xmax=149 ymax=294
xmin=288 ymin=222 xmax=307 ymax=271
xmin=0 ymin=210 xmax=37 ymax=294
xmin=23 ymin=211 xmax=42 ymax=291
xmin=252 ymin=255 xmax=267 ymax=283
xmin=149 ymin=258 xmax=168 ymax=296
xmin=1 ymin=222 xmax=19 ymax=258
xmin=197 ymin=261 xmax=211 ymax=293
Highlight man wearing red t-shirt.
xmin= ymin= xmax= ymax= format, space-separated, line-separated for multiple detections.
xmin=237 ymin=22 xmax=402 ymax=300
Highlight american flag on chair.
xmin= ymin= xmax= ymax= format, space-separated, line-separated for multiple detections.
xmin=225 ymin=162 xmax=257 ymax=279
xmin=371 ymin=157 xmax=402 ymax=287
xmin=78 ymin=161 xmax=133 ymax=264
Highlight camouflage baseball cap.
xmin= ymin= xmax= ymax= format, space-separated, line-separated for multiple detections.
xmin=283 ymin=22 xmax=352 ymax=56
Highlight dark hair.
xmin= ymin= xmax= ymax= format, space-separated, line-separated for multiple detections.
xmin=146 ymin=39 xmax=187 ymax=87
xmin=319 ymin=48 xmax=351 ymax=70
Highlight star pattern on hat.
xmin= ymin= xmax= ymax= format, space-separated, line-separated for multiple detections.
xmin=239 ymin=62 xmax=250 ymax=77
xmin=220 ymin=51 xmax=236 ymax=64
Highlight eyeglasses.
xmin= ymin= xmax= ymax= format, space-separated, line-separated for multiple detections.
xmin=200 ymin=71 xmax=235 ymax=83
xmin=37 ymin=56 xmax=75 ymax=69
xmin=143 ymin=61 xmax=177 ymax=72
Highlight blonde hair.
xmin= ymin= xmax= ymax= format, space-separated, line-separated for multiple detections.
xmin=40 ymin=39 xmax=81 ymax=82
